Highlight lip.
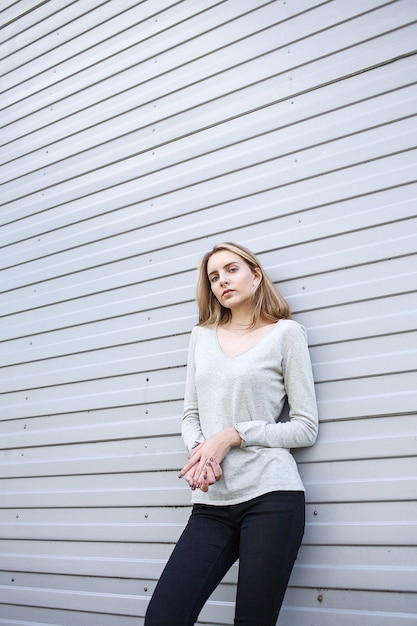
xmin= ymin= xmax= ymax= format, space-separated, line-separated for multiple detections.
xmin=222 ymin=289 xmax=234 ymax=297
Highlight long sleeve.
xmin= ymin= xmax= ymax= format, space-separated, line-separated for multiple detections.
xmin=181 ymin=328 xmax=205 ymax=453
xmin=234 ymin=323 xmax=318 ymax=449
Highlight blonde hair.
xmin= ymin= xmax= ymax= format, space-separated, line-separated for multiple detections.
xmin=196 ymin=242 xmax=291 ymax=327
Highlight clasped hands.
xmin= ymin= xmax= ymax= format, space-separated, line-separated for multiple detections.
xmin=178 ymin=427 xmax=242 ymax=493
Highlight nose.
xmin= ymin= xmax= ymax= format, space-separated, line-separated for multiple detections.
xmin=219 ymin=274 xmax=228 ymax=286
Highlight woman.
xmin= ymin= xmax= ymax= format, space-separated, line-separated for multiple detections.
xmin=145 ymin=242 xmax=318 ymax=626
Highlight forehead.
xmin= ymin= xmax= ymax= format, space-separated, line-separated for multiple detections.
xmin=207 ymin=250 xmax=245 ymax=274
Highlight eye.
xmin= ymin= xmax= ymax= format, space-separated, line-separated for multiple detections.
xmin=210 ymin=275 xmax=219 ymax=283
xmin=229 ymin=266 xmax=238 ymax=273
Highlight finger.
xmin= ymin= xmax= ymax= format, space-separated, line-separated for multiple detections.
xmin=196 ymin=468 xmax=210 ymax=492
xmin=195 ymin=458 xmax=210 ymax=486
xmin=195 ymin=461 xmax=218 ymax=491
xmin=209 ymin=457 xmax=223 ymax=480
xmin=178 ymin=454 xmax=200 ymax=478
xmin=185 ymin=465 xmax=198 ymax=488
xmin=197 ymin=459 xmax=222 ymax=484
xmin=207 ymin=464 xmax=220 ymax=485
xmin=200 ymin=463 xmax=216 ymax=486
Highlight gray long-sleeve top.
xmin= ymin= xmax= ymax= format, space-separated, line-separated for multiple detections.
xmin=181 ymin=319 xmax=319 ymax=505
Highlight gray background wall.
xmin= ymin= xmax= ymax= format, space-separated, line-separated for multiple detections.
xmin=1 ymin=1 xmax=416 ymax=624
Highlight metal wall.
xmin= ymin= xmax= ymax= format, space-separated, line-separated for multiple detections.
xmin=1 ymin=1 xmax=416 ymax=624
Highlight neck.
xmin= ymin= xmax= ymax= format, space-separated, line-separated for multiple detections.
xmin=227 ymin=310 xmax=255 ymax=330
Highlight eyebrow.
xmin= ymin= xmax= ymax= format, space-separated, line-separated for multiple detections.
xmin=208 ymin=261 xmax=239 ymax=278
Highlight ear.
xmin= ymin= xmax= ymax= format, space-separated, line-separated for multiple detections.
xmin=253 ymin=269 xmax=262 ymax=288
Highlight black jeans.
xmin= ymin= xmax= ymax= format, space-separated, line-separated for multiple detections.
xmin=144 ymin=490 xmax=305 ymax=626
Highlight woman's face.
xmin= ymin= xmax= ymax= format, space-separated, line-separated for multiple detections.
xmin=206 ymin=250 xmax=259 ymax=311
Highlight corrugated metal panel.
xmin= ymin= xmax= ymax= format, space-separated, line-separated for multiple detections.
xmin=1 ymin=0 xmax=416 ymax=624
